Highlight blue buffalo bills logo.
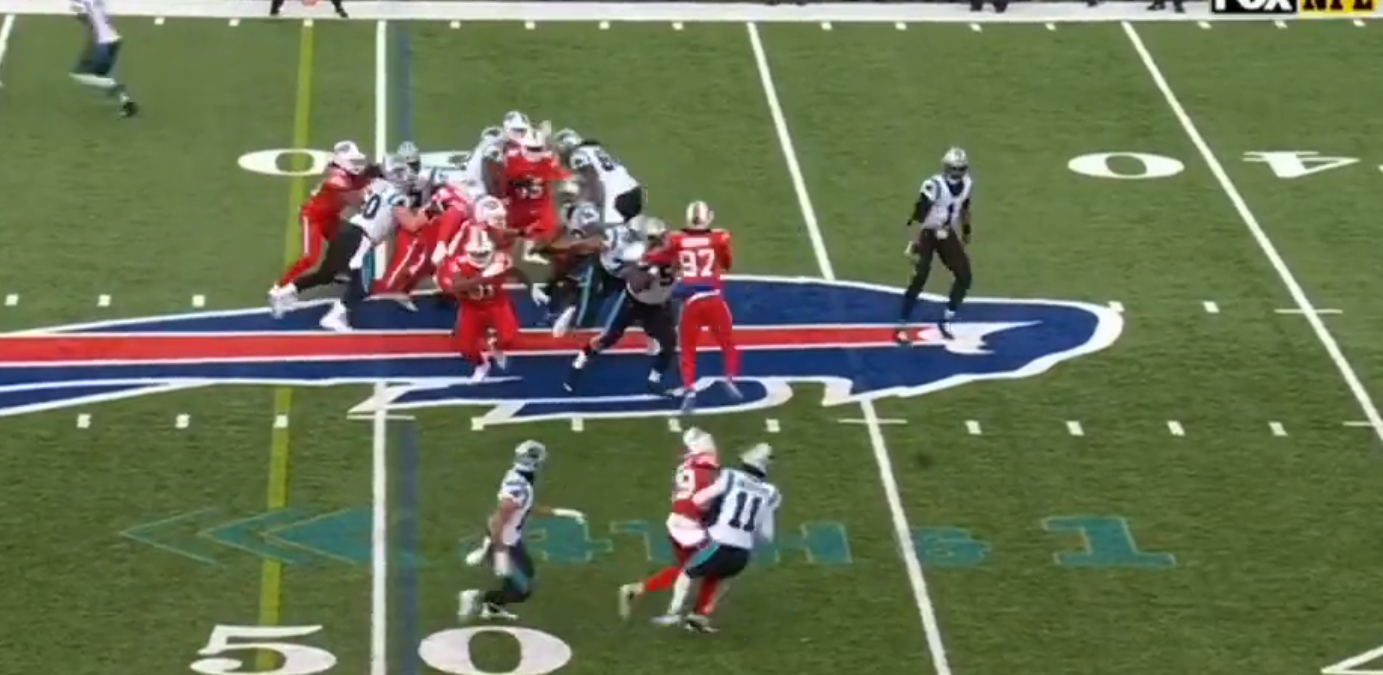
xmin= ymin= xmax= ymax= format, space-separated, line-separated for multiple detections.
xmin=0 ymin=275 xmax=1122 ymax=424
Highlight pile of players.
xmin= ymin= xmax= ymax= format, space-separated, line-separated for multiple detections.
xmin=266 ymin=111 xmax=743 ymax=413
xmin=458 ymin=427 xmax=783 ymax=633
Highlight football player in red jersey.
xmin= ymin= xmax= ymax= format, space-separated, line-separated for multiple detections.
xmin=272 ymin=141 xmax=373 ymax=298
xmin=502 ymin=127 xmax=571 ymax=251
xmin=645 ymin=200 xmax=742 ymax=414
xmin=618 ymin=428 xmax=728 ymax=622
xmin=437 ymin=224 xmax=550 ymax=382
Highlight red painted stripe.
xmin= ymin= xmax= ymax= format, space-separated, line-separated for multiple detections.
xmin=0 ymin=326 xmax=897 ymax=364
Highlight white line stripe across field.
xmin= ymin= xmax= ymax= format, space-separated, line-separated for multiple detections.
xmin=746 ymin=22 xmax=953 ymax=675
xmin=1123 ymin=22 xmax=1383 ymax=449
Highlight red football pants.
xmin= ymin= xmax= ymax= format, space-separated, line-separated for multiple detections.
xmin=454 ymin=303 xmax=518 ymax=364
xmin=679 ymin=292 xmax=740 ymax=390
xmin=277 ymin=215 xmax=333 ymax=287
xmin=375 ymin=227 xmax=433 ymax=295
xmin=641 ymin=537 xmax=722 ymax=616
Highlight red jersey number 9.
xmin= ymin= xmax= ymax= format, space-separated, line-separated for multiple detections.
xmin=678 ymin=248 xmax=717 ymax=278
xmin=672 ymin=467 xmax=696 ymax=501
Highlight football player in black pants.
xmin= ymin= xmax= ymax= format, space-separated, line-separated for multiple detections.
xmin=896 ymin=147 xmax=975 ymax=343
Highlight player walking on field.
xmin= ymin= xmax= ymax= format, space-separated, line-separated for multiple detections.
xmin=897 ymin=146 xmax=975 ymax=342
xmin=653 ymin=443 xmax=781 ymax=633
xmin=69 ymin=0 xmax=138 ymax=118
xmin=459 ymin=441 xmax=585 ymax=621
xmin=619 ymin=428 xmax=722 ymax=623
xmin=645 ymin=201 xmax=741 ymax=413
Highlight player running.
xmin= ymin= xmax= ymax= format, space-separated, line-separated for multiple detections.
xmin=652 ymin=442 xmax=781 ymax=633
xmin=69 ymin=0 xmax=138 ymax=118
xmin=269 ymin=155 xmax=428 ymax=332
xmin=897 ymin=146 xmax=974 ymax=342
xmin=645 ymin=200 xmax=740 ymax=413
xmin=618 ymin=428 xmax=721 ymax=620
xmin=458 ymin=440 xmax=586 ymax=621
xmin=273 ymin=141 xmax=373 ymax=300
xmin=564 ymin=217 xmax=679 ymax=395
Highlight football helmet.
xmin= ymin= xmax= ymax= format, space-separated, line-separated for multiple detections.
xmin=473 ymin=195 xmax=507 ymax=228
xmin=512 ymin=440 xmax=548 ymax=472
xmin=636 ymin=215 xmax=669 ymax=243
xmin=685 ymin=200 xmax=714 ymax=230
xmin=942 ymin=147 xmax=969 ymax=184
xmin=478 ymin=126 xmax=504 ymax=145
xmin=741 ymin=443 xmax=773 ymax=475
xmin=502 ymin=111 xmax=532 ymax=143
xmin=331 ymin=141 xmax=368 ymax=175
xmin=519 ymin=128 xmax=550 ymax=162
xmin=396 ymin=141 xmax=422 ymax=174
xmin=682 ymin=427 xmax=718 ymax=461
xmin=381 ymin=154 xmax=413 ymax=185
xmin=464 ymin=231 xmax=496 ymax=266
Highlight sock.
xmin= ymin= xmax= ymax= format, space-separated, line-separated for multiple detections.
xmin=642 ymin=566 xmax=681 ymax=593
xmin=665 ymin=573 xmax=692 ymax=615
xmin=693 ymin=578 xmax=722 ymax=616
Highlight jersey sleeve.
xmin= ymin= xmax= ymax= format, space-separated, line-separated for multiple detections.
xmin=692 ymin=471 xmax=731 ymax=507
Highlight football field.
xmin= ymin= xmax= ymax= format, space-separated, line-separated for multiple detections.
xmin=2 ymin=2 xmax=1383 ymax=675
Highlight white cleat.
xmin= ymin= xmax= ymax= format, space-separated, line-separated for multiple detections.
xmin=551 ymin=306 xmax=577 ymax=337
xmin=618 ymin=583 xmax=642 ymax=620
xmin=651 ymin=613 xmax=683 ymax=627
xmin=480 ymin=603 xmax=519 ymax=621
xmin=319 ymin=312 xmax=352 ymax=333
xmin=469 ymin=361 xmax=492 ymax=383
xmin=645 ymin=338 xmax=660 ymax=356
xmin=458 ymin=590 xmax=481 ymax=620
xmin=268 ymin=286 xmax=297 ymax=319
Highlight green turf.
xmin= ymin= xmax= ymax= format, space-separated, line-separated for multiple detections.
xmin=3 ymin=13 xmax=1383 ymax=675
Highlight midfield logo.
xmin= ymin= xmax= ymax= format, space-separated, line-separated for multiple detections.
xmin=0 ymin=275 xmax=1124 ymax=424
xmin=1211 ymin=0 xmax=1375 ymax=13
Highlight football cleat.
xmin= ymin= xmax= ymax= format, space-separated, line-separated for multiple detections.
xmin=683 ymin=614 xmax=718 ymax=633
xmin=651 ymin=614 xmax=683 ymax=627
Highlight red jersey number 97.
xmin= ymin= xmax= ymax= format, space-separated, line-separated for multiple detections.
xmin=678 ymin=248 xmax=717 ymax=279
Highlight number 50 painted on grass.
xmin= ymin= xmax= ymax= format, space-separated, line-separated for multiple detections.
xmin=191 ymin=625 xmax=572 ymax=675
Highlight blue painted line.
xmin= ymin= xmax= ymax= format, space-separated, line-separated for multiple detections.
xmin=397 ymin=420 xmax=422 ymax=675
xmin=393 ymin=22 xmax=421 ymax=675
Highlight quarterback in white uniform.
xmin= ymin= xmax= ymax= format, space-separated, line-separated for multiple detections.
xmin=897 ymin=146 xmax=975 ymax=343
xmin=459 ymin=441 xmax=586 ymax=621
xmin=653 ymin=443 xmax=782 ymax=633
xmin=554 ymin=130 xmax=645 ymax=226
xmin=70 ymin=0 xmax=137 ymax=117
xmin=269 ymin=155 xmax=428 ymax=332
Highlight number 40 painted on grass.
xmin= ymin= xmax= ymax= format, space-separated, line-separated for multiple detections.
xmin=191 ymin=625 xmax=572 ymax=675
xmin=1067 ymin=150 xmax=1373 ymax=180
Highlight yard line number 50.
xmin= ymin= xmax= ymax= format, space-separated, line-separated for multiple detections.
xmin=190 ymin=624 xmax=572 ymax=675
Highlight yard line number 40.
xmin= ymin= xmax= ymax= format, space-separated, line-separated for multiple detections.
xmin=1067 ymin=150 xmax=1371 ymax=180
xmin=190 ymin=625 xmax=572 ymax=675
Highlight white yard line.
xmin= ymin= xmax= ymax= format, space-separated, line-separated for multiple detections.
xmin=747 ymin=22 xmax=952 ymax=675
xmin=1123 ymin=21 xmax=1383 ymax=448
xmin=369 ymin=19 xmax=390 ymax=675
xmin=0 ymin=15 xmax=16 ymax=87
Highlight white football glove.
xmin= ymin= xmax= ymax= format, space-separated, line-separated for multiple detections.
xmin=463 ymin=536 xmax=491 ymax=566
xmin=551 ymin=508 xmax=586 ymax=524
xmin=530 ymin=285 xmax=551 ymax=306
xmin=493 ymin=549 xmax=513 ymax=578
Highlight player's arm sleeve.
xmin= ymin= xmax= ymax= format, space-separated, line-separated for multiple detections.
xmin=691 ymin=472 xmax=730 ymax=507
xmin=961 ymin=198 xmax=973 ymax=232
xmin=911 ymin=180 xmax=937 ymax=225
xmin=719 ymin=234 xmax=734 ymax=271
xmin=757 ymin=495 xmax=780 ymax=543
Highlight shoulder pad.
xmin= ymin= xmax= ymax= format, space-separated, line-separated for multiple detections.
xmin=919 ymin=178 xmax=941 ymax=200
xmin=481 ymin=144 xmax=504 ymax=161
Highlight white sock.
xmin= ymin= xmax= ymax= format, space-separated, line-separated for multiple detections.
xmin=666 ymin=573 xmax=692 ymax=615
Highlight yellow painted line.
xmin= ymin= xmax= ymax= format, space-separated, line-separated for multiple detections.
xmin=257 ymin=21 xmax=315 ymax=668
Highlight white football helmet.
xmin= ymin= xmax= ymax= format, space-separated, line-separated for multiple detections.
xmin=942 ymin=147 xmax=969 ymax=184
xmin=331 ymin=141 xmax=368 ymax=175
xmin=741 ymin=443 xmax=773 ymax=475
xmin=502 ymin=111 xmax=532 ymax=143
xmin=682 ymin=428 xmax=718 ymax=461
xmin=478 ymin=126 xmax=504 ymax=146
xmin=513 ymin=440 xmax=548 ymax=472
xmin=464 ymin=231 xmax=496 ymax=266
xmin=519 ymin=128 xmax=550 ymax=162
xmin=396 ymin=141 xmax=422 ymax=172
xmin=473 ymin=195 xmax=507 ymax=228
xmin=685 ymin=200 xmax=714 ymax=230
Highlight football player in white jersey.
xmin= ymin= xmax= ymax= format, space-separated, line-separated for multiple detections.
xmin=897 ymin=146 xmax=974 ymax=342
xmin=653 ymin=443 xmax=782 ymax=633
xmin=70 ymin=0 xmax=137 ymax=118
xmin=458 ymin=441 xmax=586 ymax=621
xmin=554 ymin=129 xmax=646 ymax=226
xmin=269 ymin=155 xmax=429 ymax=332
